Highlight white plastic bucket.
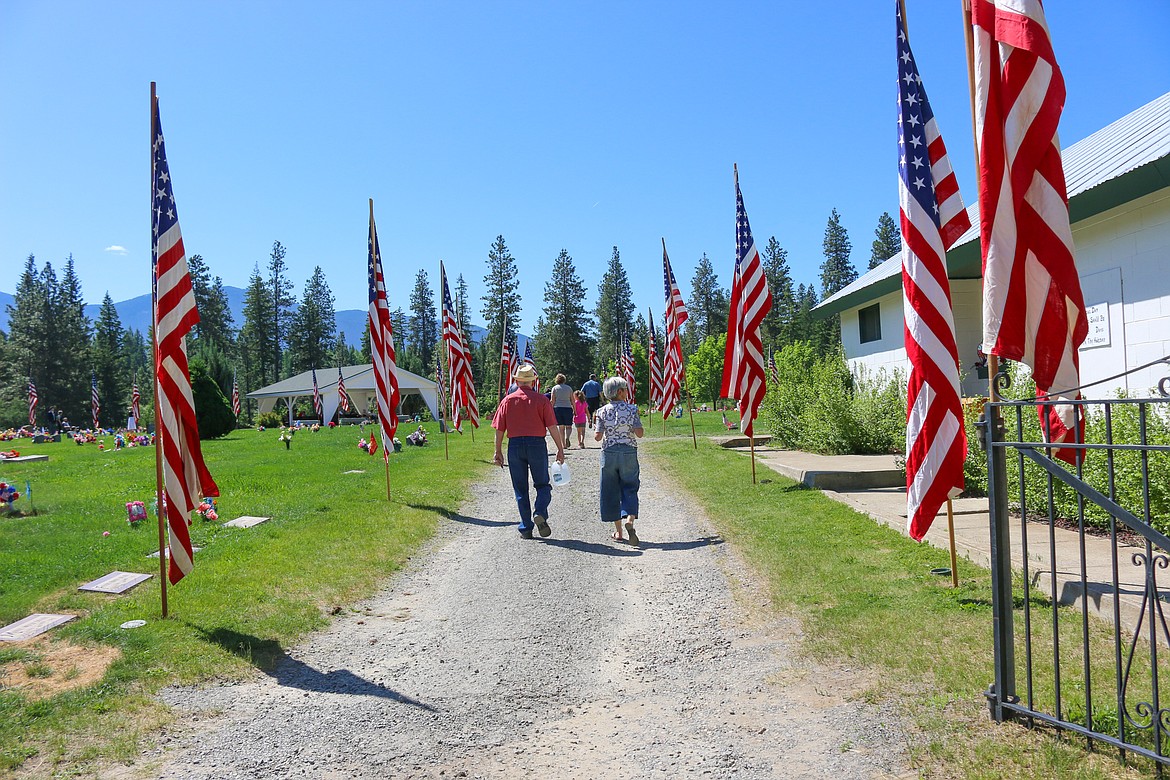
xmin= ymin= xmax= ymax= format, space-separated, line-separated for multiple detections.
xmin=551 ymin=461 xmax=571 ymax=487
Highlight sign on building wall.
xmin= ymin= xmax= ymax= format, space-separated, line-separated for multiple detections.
xmin=1082 ymin=302 xmax=1111 ymax=349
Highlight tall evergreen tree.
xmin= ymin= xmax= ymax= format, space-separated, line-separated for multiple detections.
xmin=187 ymin=254 xmax=235 ymax=352
xmin=531 ymin=249 xmax=595 ymax=386
xmin=686 ymin=252 xmax=729 ymax=348
xmin=267 ymin=240 xmax=295 ymax=380
xmin=122 ymin=327 xmax=153 ymax=416
xmin=92 ymin=292 xmax=128 ymax=428
xmin=594 ymin=246 xmax=634 ymax=368
xmin=55 ymin=256 xmax=93 ymax=423
xmin=480 ymin=235 xmax=522 ymax=391
xmin=288 ymin=265 xmax=337 ymax=373
xmin=407 ymin=268 xmax=437 ymax=369
xmin=1 ymin=256 xmax=48 ymax=425
xmin=869 ymin=211 xmax=902 ymax=270
xmin=760 ymin=236 xmax=796 ymax=352
xmin=238 ymin=264 xmax=274 ymax=412
xmin=819 ymin=209 xmax=856 ymax=353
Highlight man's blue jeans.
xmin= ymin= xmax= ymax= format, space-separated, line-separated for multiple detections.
xmin=507 ymin=436 xmax=551 ymax=533
xmin=599 ymin=444 xmax=639 ymax=523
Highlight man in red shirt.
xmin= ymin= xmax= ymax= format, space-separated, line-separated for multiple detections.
xmin=493 ymin=364 xmax=566 ymax=539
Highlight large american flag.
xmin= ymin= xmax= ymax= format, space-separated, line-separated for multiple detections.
xmin=311 ymin=367 xmax=323 ymax=420
xmin=230 ymin=372 xmax=239 ymax=418
xmin=367 ymin=204 xmax=400 ymax=459
xmin=898 ymin=2 xmax=971 ymax=541
xmin=647 ymin=309 xmax=663 ymax=410
xmin=973 ymin=0 xmax=1086 ymax=462
xmin=499 ymin=328 xmax=515 ymax=399
xmin=337 ymin=366 xmax=350 ymax=413
xmin=720 ymin=167 xmax=772 ymax=436
xmin=440 ymin=261 xmax=478 ymax=430
xmin=152 ymin=94 xmax=218 ymax=584
xmin=28 ymin=378 xmax=37 ymax=426
xmin=91 ymin=373 xmax=100 ymax=429
xmin=661 ymin=239 xmax=688 ymax=419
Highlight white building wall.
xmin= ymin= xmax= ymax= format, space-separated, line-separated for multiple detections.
xmin=838 ymin=186 xmax=1170 ymax=399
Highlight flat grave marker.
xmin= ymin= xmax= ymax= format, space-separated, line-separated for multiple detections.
xmin=344 ymin=470 xmax=366 ymax=474
xmin=223 ymin=515 xmax=270 ymax=529
xmin=0 ymin=613 xmax=76 ymax=642
xmin=78 ymin=571 xmax=152 ymax=594
xmin=0 ymin=454 xmax=48 ymax=463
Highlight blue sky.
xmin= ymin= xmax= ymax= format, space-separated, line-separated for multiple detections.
xmin=2 ymin=1 xmax=1167 ymax=334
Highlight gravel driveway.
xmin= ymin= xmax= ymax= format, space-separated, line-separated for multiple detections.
xmin=124 ymin=441 xmax=912 ymax=779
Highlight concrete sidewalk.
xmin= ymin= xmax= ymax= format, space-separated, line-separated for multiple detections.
xmin=736 ymin=446 xmax=1156 ymax=639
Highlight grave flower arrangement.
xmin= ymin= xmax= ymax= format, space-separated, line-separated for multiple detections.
xmin=0 ymin=481 xmax=20 ymax=511
xmin=126 ymin=500 xmax=147 ymax=526
xmin=196 ymin=498 xmax=218 ymax=521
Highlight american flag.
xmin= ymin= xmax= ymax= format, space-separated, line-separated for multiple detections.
xmin=230 ymin=372 xmax=239 ymax=417
xmin=973 ymin=0 xmax=1086 ymax=463
xmin=337 ymin=366 xmax=350 ymax=414
xmin=499 ymin=328 xmax=515 ymax=399
xmin=768 ymin=353 xmax=780 ymax=387
xmin=720 ymin=167 xmax=772 ymax=436
xmin=91 ymin=373 xmax=100 ymax=429
xmin=435 ymin=360 xmax=448 ymax=426
xmin=661 ymin=239 xmax=688 ymax=419
xmin=28 ymin=378 xmax=37 ymax=426
xmin=620 ymin=333 xmax=635 ymax=404
xmin=367 ymin=203 xmax=400 ymax=460
xmin=152 ymin=94 xmax=218 ymax=584
xmin=647 ymin=309 xmax=663 ymax=410
xmin=898 ymin=2 xmax=971 ymax=541
xmin=522 ymin=340 xmax=539 ymax=391
xmin=311 ymin=367 xmax=323 ymax=420
xmin=440 ymin=261 xmax=478 ymax=430
xmin=133 ymin=377 xmax=143 ymax=423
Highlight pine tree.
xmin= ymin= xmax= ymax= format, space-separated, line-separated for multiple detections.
xmin=869 ymin=211 xmax=901 ymax=270
xmin=594 ymin=246 xmax=634 ymax=368
xmin=288 ymin=266 xmax=337 ymax=373
xmin=267 ymin=240 xmax=295 ymax=381
xmin=55 ymin=256 xmax=93 ymax=423
xmin=480 ymin=235 xmax=522 ymax=391
xmin=761 ymin=237 xmax=795 ymax=352
xmin=820 ymin=208 xmax=857 ymax=297
xmin=686 ymin=253 xmax=729 ymax=347
xmin=531 ymin=249 xmax=595 ymax=387
xmin=238 ymin=264 xmax=274 ymax=410
xmin=407 ymin=269 xmax=437 ymax=369
xmin=123 ymin=328 xmax=153 ymax=416
xmin=187 ymin=254 xmax=235 ymax=352
xmin=92 ymin=293 xmax=128 ymax=428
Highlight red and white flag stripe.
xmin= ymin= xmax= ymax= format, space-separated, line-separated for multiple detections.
xmin=661 ymin=240 xmax=687 ymax=419
xmin=368 ymin=203 xmax=400 ymax=460
xmin=973 ymin=0 xmax=1087 ymax=462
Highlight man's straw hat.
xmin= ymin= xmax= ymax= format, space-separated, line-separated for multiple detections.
xmin=514 ymin=364 xmax=539 ymax=382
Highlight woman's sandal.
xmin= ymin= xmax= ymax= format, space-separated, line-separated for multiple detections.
xmin=624 ymin=522 xmax=639 ymax=546
xmin=611 ymin=531 xmax=624 ymax=542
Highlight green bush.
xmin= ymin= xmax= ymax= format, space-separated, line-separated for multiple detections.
xmin=760 ymin=343 xmax=906 ymax=455
xmin=256 ymin=411 xmax=283 ymax=429
xmin=190 ymin=360 xmax=235 ymax=439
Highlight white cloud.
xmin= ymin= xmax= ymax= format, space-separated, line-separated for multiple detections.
xmin=104 ymin=245 xmax=128 ymax=255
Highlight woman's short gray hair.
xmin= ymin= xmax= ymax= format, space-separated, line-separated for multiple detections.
xmin=603 ymin=376 xmax=628 ymax=400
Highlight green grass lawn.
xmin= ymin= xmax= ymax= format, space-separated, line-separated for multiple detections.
xmin=642 ymin=407 xmax=743 ymax=438
xmin=648 ymin=439 xmax=1160 ymax=780
xmin=0 ymin=422 xmax=491 ymax=774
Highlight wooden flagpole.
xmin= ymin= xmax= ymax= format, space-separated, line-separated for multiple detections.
xmin=946 ymin=499 xmax=959 ymax=587
xmin=150 ymin=82 xmax=169 ymax=618
xmin=749 ymin=422 xmax=758 ymax=484
xmin=370 ymin=198 xmax=391 ymax=502
xmin=681 ymin=364 xmax=697 ymax=449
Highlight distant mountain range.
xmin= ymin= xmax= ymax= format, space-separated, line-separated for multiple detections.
xmin=0 ymin=286 xmax=508 ymax=349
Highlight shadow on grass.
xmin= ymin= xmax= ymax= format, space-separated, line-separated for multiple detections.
xmin=195 ymin=626 xmax=435 ymax=711
xmin=540 ymin=537 xmax=642 ymax=557
xmin=404 ymin=503 xmax=512 ymax=527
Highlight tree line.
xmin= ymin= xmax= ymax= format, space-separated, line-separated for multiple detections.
xmin=0 ymin=209 xmax=899 ymax=427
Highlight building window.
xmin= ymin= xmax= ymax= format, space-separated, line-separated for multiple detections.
xmin=858 ymin=304 xmax=881 ymax=344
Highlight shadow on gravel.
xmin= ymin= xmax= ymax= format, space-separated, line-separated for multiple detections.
xmin=196 ymin=626 xmax=436 ymax=711
xmin=404 ymin=503 xmax=512 ymax=527
xmin=637 ymin=535 xmax=725 ymax=552
xmin=540 ymin=537 xmax=642 ymax=557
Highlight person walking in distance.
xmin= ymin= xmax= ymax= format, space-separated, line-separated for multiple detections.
xmin=493 ymin=364 xmax=566 ymax=539
xmin=580 ymin=373 xmax=602 ymax=427
xmin=549 ymin=373 xmax=575 ymax=448
xmin=594 ymin=376 xmax=644 ymax=544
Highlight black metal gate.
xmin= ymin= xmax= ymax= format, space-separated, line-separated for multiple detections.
xmin=981 ymin=368 xmax=1170 ymax=767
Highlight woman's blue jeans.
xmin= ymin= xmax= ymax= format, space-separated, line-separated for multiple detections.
xmin=507 ymin=436 xmax=551 ymax=533
xmin=599 ymin=444 xmax=639 ymax=523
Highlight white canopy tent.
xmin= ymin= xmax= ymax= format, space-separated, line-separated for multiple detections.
xmin=246 ymin=364 xmax=440 ymax=425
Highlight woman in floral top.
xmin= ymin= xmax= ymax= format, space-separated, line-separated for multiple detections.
xmin=594 ymin=376 xmax=644 ymax=544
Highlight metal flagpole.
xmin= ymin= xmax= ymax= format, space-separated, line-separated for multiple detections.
xmin=150 ymin=83 xmax=168 ymax=618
